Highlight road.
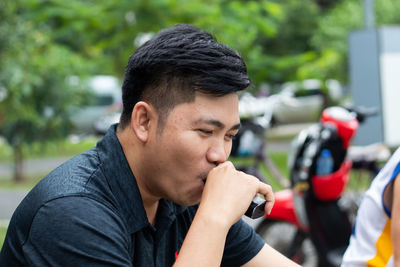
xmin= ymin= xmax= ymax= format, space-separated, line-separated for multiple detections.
xmin=0 ymin=189 xmax=28 ymax=222
xmin=0 ymin=157 xmax=72 ymax=222
xmin=0 ymin=157 xmax=71 ymax=178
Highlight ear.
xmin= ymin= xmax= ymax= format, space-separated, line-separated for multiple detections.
xmin=130 ymin=101 xmax=156 ymax=143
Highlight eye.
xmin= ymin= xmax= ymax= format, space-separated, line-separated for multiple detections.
xmin=225 ymin=132 xmax=238 ymax=140
xmin=198 ymin=129 xmax=213 ymax=135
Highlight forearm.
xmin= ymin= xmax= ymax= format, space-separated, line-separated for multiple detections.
xmin=243 ymin=244 xmax=301 ymax=267
xmin=173 ymin=208 xmax=230 ymax=266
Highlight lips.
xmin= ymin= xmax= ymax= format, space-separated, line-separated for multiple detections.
xmin=198 ymin=171 xmax=210 ymax=185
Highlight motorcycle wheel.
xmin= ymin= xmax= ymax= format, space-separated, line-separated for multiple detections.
xmin=256 ymin=219 xmax=319 ymax=267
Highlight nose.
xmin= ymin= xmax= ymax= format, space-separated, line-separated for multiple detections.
xmin=206 ymin=141 xmax=230 ymax=165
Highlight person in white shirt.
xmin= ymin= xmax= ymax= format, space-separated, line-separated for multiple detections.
xmin=342 ymin=147 xmax=400 ymax=267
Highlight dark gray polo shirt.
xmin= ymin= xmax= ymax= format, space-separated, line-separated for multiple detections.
xmin=0 ymin=125 xmax=264 ymax=266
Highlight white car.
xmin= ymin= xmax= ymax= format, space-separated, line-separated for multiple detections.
xmin=239 ymin=79 xmax=343 ymax=126
xmin=93 ymin=112 xmax=121 ymax=135
xmin=70 ymin=75 xmax=122 ymax=134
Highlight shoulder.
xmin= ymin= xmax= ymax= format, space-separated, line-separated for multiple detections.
xmin=24 ymin=147 xmax=108 ymax=211
xmin=13 ymin=148 xmax=107 ymax=225
xmin=30 ymin=195 xmax=126 ymax=237
xmin=23 ymin=195 xmax=131 ymax=265
xmin=34 ymin=194 xmax=122 ymax=225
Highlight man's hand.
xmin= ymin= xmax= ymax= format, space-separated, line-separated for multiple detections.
xmin=198 ymin=161 xmax=274 ymax=228
xmin=174 ymin=161 xmax=275 ymax=267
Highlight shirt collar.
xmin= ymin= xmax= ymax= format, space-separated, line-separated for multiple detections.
xmin=96 ymin=124 xmax=187 ymax=233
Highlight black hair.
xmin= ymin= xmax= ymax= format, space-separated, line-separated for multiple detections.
xmin=119 ymin=23 xmax=250 ymax=129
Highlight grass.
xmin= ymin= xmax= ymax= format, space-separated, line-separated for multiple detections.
xmin=0 ymin=136 xmax=99 ymax=190
xmin=0 ymin=223 xmax=8 ymax=250
xmin=230 ymin=151 xmax=290 ymax=191
xmin=347 ymin=169 xmax=376 ymax=192
xmin=0 ymin=135 xmax=99 ymax=162
xmin=0 ymin=172 xmax=49 ymax=191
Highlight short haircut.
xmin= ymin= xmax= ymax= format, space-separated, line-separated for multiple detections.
xmin=119 ymin=23 xmax=250 ymax=130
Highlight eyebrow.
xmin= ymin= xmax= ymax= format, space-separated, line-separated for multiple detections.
xmin=195 ymin=118 xmax=241 ymax=131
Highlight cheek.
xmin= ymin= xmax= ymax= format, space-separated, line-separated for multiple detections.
xmin=160 ymin=135 xmax=208 ymax=180
xmin=170 ymin=133 xmax=204 ymax=163
xmin=226 ymin=141 xmax=233 ymax=155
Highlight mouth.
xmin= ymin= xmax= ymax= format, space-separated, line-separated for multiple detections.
xmin=198 ymin=170 xmax=209 ymax=185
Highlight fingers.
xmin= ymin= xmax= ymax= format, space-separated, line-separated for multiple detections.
xmin=218 ymin=160 xmax=275 ymax=198
xmin=258 ymin=182 xmax=274 ymax=215
xmin=232 ymin=165 xmax=276 ymax=216
xmin=214 ymin=160 xmax=235 ymax=170
xmin=206 ymin=161 xmax=275 ymax=217
xmin=241 ymin=171 xmax=275 ymax=216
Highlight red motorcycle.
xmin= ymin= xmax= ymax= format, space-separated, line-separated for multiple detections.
xmin=255 ymin=106 xmax=386 ymax=267
xmin=232 ymin=104 xmax=387 ymax=267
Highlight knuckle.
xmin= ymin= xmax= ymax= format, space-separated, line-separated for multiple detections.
xmin=224 ymin=161 xmax=235 ymax=169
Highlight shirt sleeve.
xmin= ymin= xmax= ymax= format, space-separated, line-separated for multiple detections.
xmin=23 ymin=196 xmax=132 ymax=266
xmin=221 ymin=218 xmax=265 ymax=266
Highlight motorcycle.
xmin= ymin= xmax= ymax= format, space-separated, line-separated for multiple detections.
xmin=253 ymin=105 xmax=388 ymax=267
xmin=232 ymin=99 xmax=389 ymax=267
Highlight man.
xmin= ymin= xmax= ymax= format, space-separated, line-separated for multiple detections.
xmin=1 ymin=24 xmax=299 ymax=266
xmin=342 ymin=147 xmax=400 ymax=267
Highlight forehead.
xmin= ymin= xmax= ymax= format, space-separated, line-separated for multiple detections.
xmin=168 ymin=92 xmax=240 ymax=126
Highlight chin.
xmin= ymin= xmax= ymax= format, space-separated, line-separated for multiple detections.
xmin=176 ymin=196 xmax=201 ymax=207
xmin=171 ymin=181 xmax=204 ymax=206
xmin=176 ymin=191 xmax=202 ymax=207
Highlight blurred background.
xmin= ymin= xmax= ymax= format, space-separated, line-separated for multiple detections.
xmin=1 ymin=0 xmax=400 ymax=253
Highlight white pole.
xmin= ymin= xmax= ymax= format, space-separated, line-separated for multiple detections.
xmin=364 ymin=0 xmax=375 ymax=29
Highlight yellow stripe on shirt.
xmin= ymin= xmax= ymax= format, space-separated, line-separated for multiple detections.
xmin=367 ymin=219 xmax=393 ymax=267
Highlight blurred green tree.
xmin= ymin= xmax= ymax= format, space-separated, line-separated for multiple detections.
xmin=105 ymin=0 xmax=324 ymax=87
xmin=2 ymin=0 xmax=399 ymax=182
xmin=12 ymin=0 xmax=346 ymax=88
xmin=300 ymin=0 xmax=400 ymax=83
xmin=0 ymin=0 xmax=340 ymax=181
xmin=0 ymin=0 xmax=93 ymax=181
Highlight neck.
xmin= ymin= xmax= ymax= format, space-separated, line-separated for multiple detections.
xmin=117 ymin=126 xmax=160 ymax=226
xmin=142 ymin=197 xmax=159 ymax=226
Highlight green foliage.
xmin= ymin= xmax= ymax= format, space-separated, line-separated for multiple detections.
xmin=155 ymin=0 xmax=322 ymax=85
xmin=1 ymin=0 xmax=400 ymax=181
xmin=0 ymin=1 xmax=93 ymax=146
xmin=0 ymin=0 xmax=98 ymax=180
xmin=0 ymin=224 xmax=7 ymax=249
xmin=304 ymin=0 xmax=400 ymax=83
xmin=0 ymin=137 xmax=97 ymax=162
xmin=0 ymin=173 xmax=46 ymax=190
xmin=230 ymin=151 xmax=289 ymax=191
xmin=2 ymin=0 xmax=400 ymax=103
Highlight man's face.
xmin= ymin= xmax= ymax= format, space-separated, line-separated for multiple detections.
xmin=142 ymin=92 xmax=240 ymax=206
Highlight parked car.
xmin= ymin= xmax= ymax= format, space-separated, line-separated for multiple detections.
xmin=70 ymin=75 xmax=121 ymax=134
xmin=239 ymin=79 xmax=344 ymax=127
xmin=93 ymin=112 xmax=121 ymax=135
